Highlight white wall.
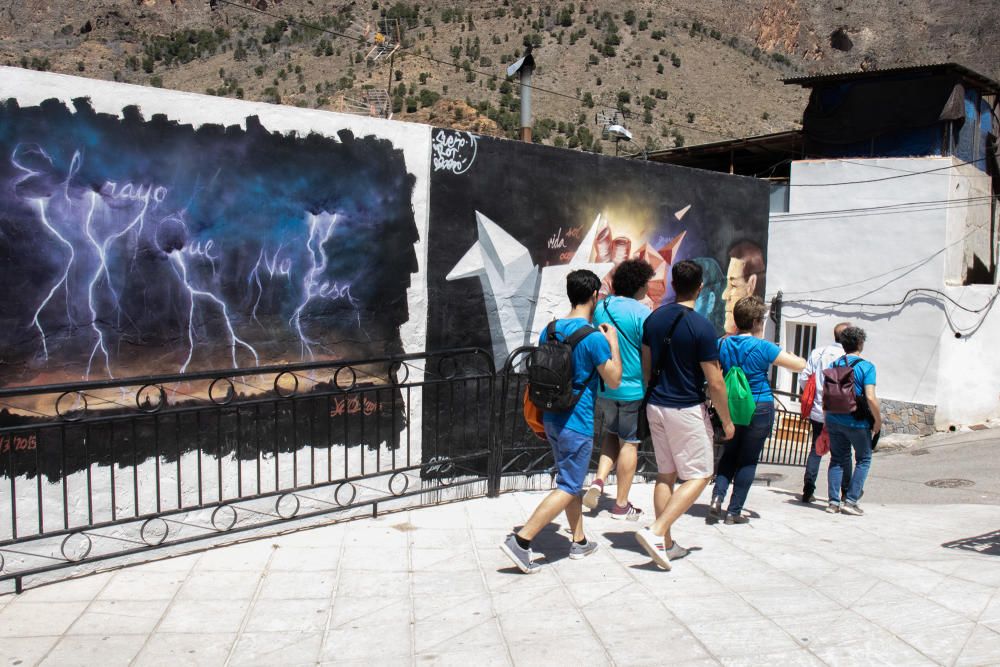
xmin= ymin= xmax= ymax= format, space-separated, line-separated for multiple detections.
xmin=768 ymin=157 xmax=1000 ymax=428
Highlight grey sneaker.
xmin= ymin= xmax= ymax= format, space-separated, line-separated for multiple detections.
xmin=825 ymin=502 xmax=841 ymax=514
xmin=665 ymin=541 xmax=690 ymax=561
xmin=724 ymin=513 xmax=749 ymax=525
xmin=709 ymin=496 xmax=724 ymax=519
xmin=569 ymin=539 xmax=599 ymax=560
xmin=634 ymin=527 xmax=671 ymax=570
xmin=500 ymin=533 xmax=541 ymax=574
xmin=841 ymin=502 xmax=865 ymax=516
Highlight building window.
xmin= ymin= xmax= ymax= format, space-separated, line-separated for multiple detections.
xmin=787 ymin=322 xmax=816 ymax=392
xmin=768 ymin=181 xmax=789 ymax=213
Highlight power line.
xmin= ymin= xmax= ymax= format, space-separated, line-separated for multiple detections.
xmin=783 ymin=158 xmax=987 ymax=187
xmin=789 ymin=287 xmax=999 ymax=314
xmin=779 ymin=225 xmax=987 ymax=297
xmin=214 ymin=0 xmax=749 ymax=142
xmin=775 ymin=195 xmax=995 ymax=222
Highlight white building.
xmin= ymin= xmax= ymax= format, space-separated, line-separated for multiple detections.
xmin=649 ymin=64 xmax=1000 ymax=434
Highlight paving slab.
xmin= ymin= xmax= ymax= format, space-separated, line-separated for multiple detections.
xmin=1 ymin=481 xmax=1000 ymax=666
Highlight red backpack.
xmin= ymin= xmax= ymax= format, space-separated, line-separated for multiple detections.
xmin=799 ymin=374 xmax=816 ymax=419
xmin=822 ymin=356 xmax=863 ymax=414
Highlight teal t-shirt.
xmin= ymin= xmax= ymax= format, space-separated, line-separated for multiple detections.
xmin=593 ymin=296 xmax=651 ymax=402
xmin=539 ymin=318 xmax=612 ymax=436
xmin=825 ymin=355 xmax=877 ymax=429
xmin=718 ymin=335 xmax=781 ymax=403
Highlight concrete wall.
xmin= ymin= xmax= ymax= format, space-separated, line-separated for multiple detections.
xmin=769 ymin=157 xmax=1000 ymax=430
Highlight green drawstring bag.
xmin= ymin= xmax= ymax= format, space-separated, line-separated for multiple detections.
xmin=724 ymin=365 xmax=756 ymax=426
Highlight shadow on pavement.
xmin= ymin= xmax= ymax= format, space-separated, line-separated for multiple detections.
xmin=942 ymin=529 xmax=1000 ymax=556
xmin=602 ymin=530 xmax=646 ymax=556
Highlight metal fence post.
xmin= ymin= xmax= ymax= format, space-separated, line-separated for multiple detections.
xmin=486 ymin=370 xmax=503 ymax=498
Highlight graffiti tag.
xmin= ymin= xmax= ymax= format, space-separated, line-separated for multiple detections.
xmin=432 ymin=130 xmax=478 ymax=174
xmin=330 ymin=396 xmax=385 ymax=417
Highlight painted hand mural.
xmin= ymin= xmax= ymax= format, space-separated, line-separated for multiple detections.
xmin=426 ymin=129 xmax=771 ymax=368
xmin=0 ymin=98 xmax=419 ymax=387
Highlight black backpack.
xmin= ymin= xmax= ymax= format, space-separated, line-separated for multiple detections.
xmin=527 ymin=321 xmax=600 ymax=412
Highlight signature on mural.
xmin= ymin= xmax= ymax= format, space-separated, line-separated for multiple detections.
xmin=431 ymin=130 xmax=478 ymax=174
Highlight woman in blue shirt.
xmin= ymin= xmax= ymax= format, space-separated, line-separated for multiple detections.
xmin=711 ymin=296 xmax=806 ymax=524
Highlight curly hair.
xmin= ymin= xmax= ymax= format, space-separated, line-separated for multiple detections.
xmin=839 ymin=326 xmax=867 ymax=353
xmin=611 ymin=258 xmax=655 ymax=299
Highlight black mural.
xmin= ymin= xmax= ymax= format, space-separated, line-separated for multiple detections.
xmin=0 ymin=97 xmax=419 ymax=388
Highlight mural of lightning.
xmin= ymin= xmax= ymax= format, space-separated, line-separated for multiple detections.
xmin=0 ymin=97 xmax=418 ymax=387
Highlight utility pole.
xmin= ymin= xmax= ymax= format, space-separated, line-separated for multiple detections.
xmin=506 ymin=44 xmax=535 ymax=142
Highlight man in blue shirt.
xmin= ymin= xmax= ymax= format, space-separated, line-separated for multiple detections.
xmin=585 ymin=259 xmax=655 ymax=520
xmin=825 ymin=326 xmax=881 ymax=516
xmin=635 ymin=260 xmax=734 ymax=570
xmin=501 ymin=270 xmax=622 ymax=573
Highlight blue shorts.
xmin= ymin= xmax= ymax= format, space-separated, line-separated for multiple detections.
xmin=544 ymin=424 xmax=594 ymax=495
xmin=595 ymin=397 xmax=642 ymax=443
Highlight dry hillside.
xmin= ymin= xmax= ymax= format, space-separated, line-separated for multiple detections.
xmin=2 ymin=0 xmax=998 ymax=153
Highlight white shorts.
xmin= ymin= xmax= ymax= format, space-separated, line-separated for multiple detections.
xmin=646 ymin=403 xmax=714 ymax=480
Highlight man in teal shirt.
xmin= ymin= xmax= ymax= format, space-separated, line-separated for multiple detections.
xmin=584 ymin=259 xmax=655 ymax=520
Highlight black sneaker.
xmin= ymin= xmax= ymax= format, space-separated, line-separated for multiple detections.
xmin=801 ymin=484 xmax=815 ymax=503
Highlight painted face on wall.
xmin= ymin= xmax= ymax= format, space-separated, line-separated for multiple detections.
xmin=722 ymin=257 xmax=757 ymax=334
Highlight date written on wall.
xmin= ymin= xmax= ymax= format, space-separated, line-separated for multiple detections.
xmin=1 ymin=434 xmax=38 ymax=454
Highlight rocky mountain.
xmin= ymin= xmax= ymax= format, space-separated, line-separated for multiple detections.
xmin=2 ymin=0 xmax=997 ymax=153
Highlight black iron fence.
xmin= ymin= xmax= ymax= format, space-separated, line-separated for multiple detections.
xmin=0 ymin=348 xmax=494 ymax=591
xmin=0 ymin=346 xmax=810 ymax=588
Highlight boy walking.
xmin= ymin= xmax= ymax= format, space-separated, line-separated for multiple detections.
xmin=585 ymin=259 xmax=656 ymax=519
xmin=501 ymin=270 xmax=622 ymax=573
xmin=635 ymin=260 xmax=734 ymax=570
xmin=825 ymin=326 xmax=881 ymax=516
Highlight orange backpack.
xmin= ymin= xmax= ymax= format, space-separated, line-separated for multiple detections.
xmin=522 ymin=387 xmax=547 ymax=440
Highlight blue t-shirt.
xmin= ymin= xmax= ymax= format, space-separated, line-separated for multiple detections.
xmin=539 ymin=318 xmax=612 ymax=436
xmin=825 ymin=355 xmax=877 ymax=429
xmin=593 ymin=296 xmax=651 ymax=402
xmin=718 ymin=335 xmax=781 ymax=403
xmin=642 ymin=304 xmax=719 ymax=409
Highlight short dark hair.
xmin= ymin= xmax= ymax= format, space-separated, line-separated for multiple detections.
xmin=612 ymin=259 xmax=655 ymax=299
xmin=671 ymin=260 xmax=702 ymax=300
xmin=833 ymin=322 xmax=851 ymax=343
xmin=566 ymin=269 xmax=600 ymax=306
xmin=840 ymin=326 xmax=867 ymax=353
xmin=733 ymin=296 xmax=767 ymax=331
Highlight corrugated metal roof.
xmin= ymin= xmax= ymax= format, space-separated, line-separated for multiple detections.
xmin=783 ymin=62 xmax=1000 ymax=95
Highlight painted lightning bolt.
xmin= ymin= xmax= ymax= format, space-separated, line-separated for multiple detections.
xmin=28 ymin=198 xmax=75 ymax=361
xmin=170 ymin=251 xmax=260 ymax=373
xmin=289 ymin=212 xmax=339 ymax=361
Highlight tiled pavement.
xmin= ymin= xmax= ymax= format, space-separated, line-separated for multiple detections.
xmin=2 ymin=482 xmax=1000 ymax=666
